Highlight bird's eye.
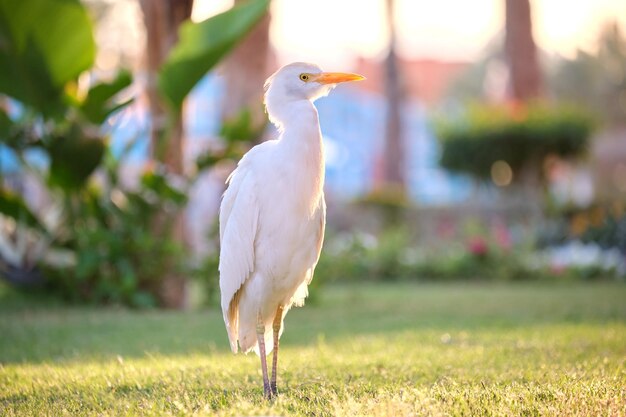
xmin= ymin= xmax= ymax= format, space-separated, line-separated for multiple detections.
xmin=299 ymin=73 xmax=310 ymax=82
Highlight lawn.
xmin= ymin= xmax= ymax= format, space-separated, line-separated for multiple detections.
xmin=1 ymin=282 xmax=625 ymax=416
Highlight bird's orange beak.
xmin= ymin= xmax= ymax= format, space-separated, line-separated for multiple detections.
xmin=314 ymin=72 xmax=366 ymax=84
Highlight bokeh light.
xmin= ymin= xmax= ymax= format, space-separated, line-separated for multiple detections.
xmin=491 ymin=160 xmax=513 ymax=187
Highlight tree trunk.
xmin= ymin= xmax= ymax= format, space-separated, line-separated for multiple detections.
xmin=504 ymin=0 xmax=544 ymax=224
xmin=140 ymin=0 xmax=193 ymax=154
xmin=221 ymin=2 xmax=272 ymax=129
xmin=381 ymin=0 xmax=406 ymax=191
xmin=505 ymin=0 xmax=542 ymax=101
xmin=139 ymin=0 xmax=193 ymax=309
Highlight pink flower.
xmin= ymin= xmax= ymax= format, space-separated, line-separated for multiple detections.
xmin=467 ymin=237 xmax=489 ymax=257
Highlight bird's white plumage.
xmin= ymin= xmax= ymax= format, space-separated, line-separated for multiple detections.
xmin=219 ymin=63 xmax=330 ymax=355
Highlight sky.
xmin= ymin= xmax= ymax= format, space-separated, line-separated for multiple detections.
xmin=192 ymin=0 xmax=626 ymax=67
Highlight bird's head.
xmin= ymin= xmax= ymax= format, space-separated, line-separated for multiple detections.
xmin=264 ymin=62 xmax=364 ymax=127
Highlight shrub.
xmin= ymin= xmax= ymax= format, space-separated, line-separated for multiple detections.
xmin=580 ymin=207 xmax=626 ymax=254
xmin=315 ymin=225 xmax=622 ymax=284
xmin=42 ymin=154 xmax=188 ymax=307
xmin=437 ymin=103 xmax=595 ymax=182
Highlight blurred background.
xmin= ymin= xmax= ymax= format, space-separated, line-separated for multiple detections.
xmin=0 ymin=0 xmax=625 ymax=309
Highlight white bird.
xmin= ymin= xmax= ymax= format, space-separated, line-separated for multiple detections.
xmin=218 ymin=62 xmax=364 ymax=399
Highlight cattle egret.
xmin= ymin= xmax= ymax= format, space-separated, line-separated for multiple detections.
xmin=219 ymin=62 xmax=364 ymax=399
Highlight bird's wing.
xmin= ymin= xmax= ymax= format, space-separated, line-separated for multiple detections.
xmin=310 ymin=195 xmax=326 ymax=274
xmin=219 ymin=164 xmax=259 ymax=353
xmin=290 ymin=196 xmax=326 ymax=308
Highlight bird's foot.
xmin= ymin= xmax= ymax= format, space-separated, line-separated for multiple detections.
xmin=263 ymin=382 xmax=273 ymax=400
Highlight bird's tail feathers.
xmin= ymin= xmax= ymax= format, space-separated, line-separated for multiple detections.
xmin=225 ymin=317 xmax=239 ymax=353
xmin=224 ymin=290 xmax=242 ymax=353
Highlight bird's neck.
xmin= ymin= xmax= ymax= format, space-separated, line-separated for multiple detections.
xmin=276 ymin=100 xmax=325 ymax=195
xmin=276 ymin=100 xmax=323 ymax=149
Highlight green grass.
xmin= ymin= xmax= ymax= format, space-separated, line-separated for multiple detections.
xmin=1 ymin=282 xmax=625 ymax=416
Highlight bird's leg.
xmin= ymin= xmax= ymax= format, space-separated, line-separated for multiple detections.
xmin=270 ymin=305 xmax=284 ymax=396
xmin=256 ymin=315 xmax=272 ymax=399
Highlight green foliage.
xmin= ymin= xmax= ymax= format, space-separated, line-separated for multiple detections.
xmin=540 ymin=203 xmax=626 ymax=255
xmin=44 ymin=153 xmax=188 ymax=307
xmin=0 ymin=107 xmax=11 ymax=136
xmin=580 ymin=211 xmax=626 ymax=254
xmin=46 ymin=124 xmax=106 ymax=190
xmin=318 ymin=229 xmax=447 ymax=283
xmin=219 ymin=108 xmax=265 ymax=145
xmin=0 ymin=0 xmax=129 ymax=191
xmin=0 ymin=0 xmax=271 ymax=308
xmin=0 ymin=188 xmax=48 ymax=235
xmin=79 ymin=70 xmax=133 ymax=124
xmin=315 ymin=225 xmax=621 ymax=284
xmin=1 ymin=282 xmax=625 ymax=415
xmin=158 ymin=0 xmax=269 ymax=111
xmin=0 ymin=0 xmax=95 ymax=117
xmin=354 ymin=188 xmax=411 ymax=228
xmin=0 ymin=0 xmax=180 ymax=307
xmin=196 ymin=109 xmax=265 ymax=171
xmin=437 ymin=103 xmax=595 ymax=181
xmin=140 ymin=170 xmax=187 ymax=206
xmin=0 ymin=93 xmax=185 ymax=308
xmin=357 ymin=187 xmax=411 ymax=209
xmin=190 ymin=248 xmax=220 ymax=307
